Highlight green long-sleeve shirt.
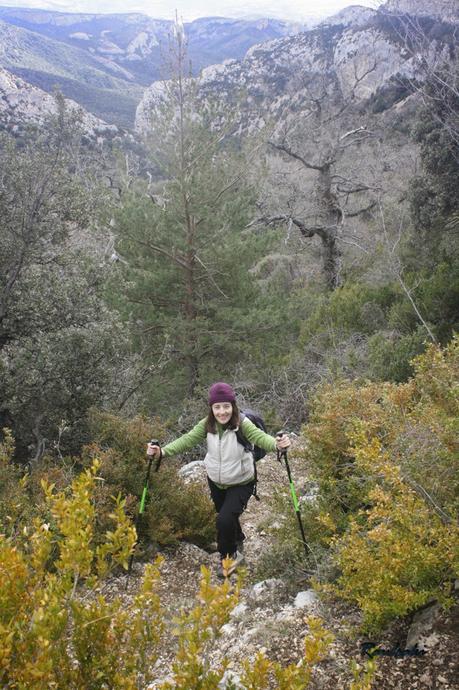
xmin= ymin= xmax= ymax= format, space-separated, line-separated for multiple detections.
xmin=162 ymin=417 xmax=277 ymax=458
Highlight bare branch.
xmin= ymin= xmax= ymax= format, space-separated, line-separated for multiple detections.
xmin=378 ymin=200 xmax=437 ymax=344
xmin=337 ymin=236 xmax=370 ymax=254
xmin=268 ymin=141 xmax=326 ymax=171
xmin=122 ymin=232 xmax=189 ymax=270
xmin=345 ymin=201 xmax=377 ymax=218
xmin=246 ymin=214 xmax=319 ymax=238
xmin=402 ymin=475 xmax=453 ymax=525
xmin=194 ymin=254 xmax=229 ymax=299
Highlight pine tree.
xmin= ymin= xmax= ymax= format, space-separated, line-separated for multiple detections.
xmin=113 ymin=26 xmax=274 ymax=411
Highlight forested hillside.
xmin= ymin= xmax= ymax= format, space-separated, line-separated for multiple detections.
xmin=0 ymin=2 xmax=458 ymax=688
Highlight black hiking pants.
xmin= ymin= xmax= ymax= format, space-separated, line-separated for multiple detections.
xmin=207 ymin=477 xmax=255 ymax=559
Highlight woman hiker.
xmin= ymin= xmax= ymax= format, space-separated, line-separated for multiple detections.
xmin=146 ymin=381 xmax=291 ymax=578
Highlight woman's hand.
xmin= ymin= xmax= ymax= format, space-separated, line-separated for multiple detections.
xmin=146 ymin=442 xmax=161 ymax=459
xmin=275 ymin=433 xmax=291 ymax=450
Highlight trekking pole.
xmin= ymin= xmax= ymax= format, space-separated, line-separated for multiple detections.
xmin=276 ymin=434 xmax=310 ymax=559
xmin=126 ymin=439 xmax=162 ymax=586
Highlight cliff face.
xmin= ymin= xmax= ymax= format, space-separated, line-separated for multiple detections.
xmin=385 ymin=0 xmax=459 ymax=24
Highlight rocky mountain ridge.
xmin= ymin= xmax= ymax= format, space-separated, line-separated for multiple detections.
xmin=1 ymin=2 xmax=456 ymax=136
xmin=0 ymin=7 xmax=309 ymax=72
xmin=136 ymin=2 xmax=457 ymax=135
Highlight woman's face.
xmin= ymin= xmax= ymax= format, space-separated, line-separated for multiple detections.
xmin=211 ymin=402 xmax=233 ymax=425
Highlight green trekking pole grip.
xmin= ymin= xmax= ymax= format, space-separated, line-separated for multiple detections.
xmin=126 ymin=439 xmax=161 ymax=582
xmin=277 ymin=434 xmax=310 ymax=559
xmin=138 ymin=438 xmax=161 ymax=515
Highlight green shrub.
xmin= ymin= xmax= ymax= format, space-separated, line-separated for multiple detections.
xmin=299 ymin=283 xmax=397 ymax=345
xmin=368 ymin=327 xmax=427 ymax=382
xmin=83 ymin=410 xmax=216 ymax=549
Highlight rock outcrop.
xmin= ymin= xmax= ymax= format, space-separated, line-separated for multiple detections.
xmin=0 ymin=65 xmax=118 ymax=138
xmin=385 ymin=0 xmax=459 ymax=24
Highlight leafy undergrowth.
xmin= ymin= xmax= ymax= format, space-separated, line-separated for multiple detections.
xmin=0 ymin=456 xmax=376 ymax=690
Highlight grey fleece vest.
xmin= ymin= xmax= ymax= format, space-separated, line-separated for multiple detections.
xmin=204 ymin=426 xmax=254 ymax=486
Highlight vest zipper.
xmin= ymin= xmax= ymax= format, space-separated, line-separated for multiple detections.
xmin=218 ymin=434 xmax=222 ymax=484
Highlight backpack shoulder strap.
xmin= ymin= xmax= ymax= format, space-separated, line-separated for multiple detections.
xmin=235 ymin=413 xmax=252 ymax=451
xmin=236 ymin=413 xmax=260 ymax=501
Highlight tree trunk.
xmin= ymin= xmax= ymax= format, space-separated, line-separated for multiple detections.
xmin=316 ymin=164 xmax=342 ymax=290
xmin=320 ymin=232 xmax=341 ymax=290
xmin=184 ymin=214 xmax=199 ymax=395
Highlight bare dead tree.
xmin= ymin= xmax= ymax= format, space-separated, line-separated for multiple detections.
xmin=251 ymin=66 xmax=381 ymax=290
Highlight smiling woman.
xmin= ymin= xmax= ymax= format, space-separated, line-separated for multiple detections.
xmin=146 ymin=381 xmax=291 ymax=578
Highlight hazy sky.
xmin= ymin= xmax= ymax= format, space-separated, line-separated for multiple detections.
xmin=1 ymin=0 xmax=383 ymax=22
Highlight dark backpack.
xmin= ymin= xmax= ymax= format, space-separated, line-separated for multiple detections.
xmin=235 ymin=409 xmax=268 ymax=500
xmin=236 ymin=409 xmax=267 ymax=461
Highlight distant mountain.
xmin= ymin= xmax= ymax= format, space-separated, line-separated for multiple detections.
xmin=0 ymin=7 xmax=310 ymax=127
xmin=0 ymin=18 xmax=143 ymax=128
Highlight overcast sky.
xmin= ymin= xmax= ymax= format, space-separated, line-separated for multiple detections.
xmin=2 ymin=0 xmax=383 ymax=22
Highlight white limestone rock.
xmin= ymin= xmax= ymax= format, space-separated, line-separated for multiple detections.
xmin=126 ymin=31 xmax=159 ymax=58
xmin=70 ymin=32 xmax=91 ymax=40
xmin=178 ymin=460 xmax=206 ymax=482
xmin=406 ymin=602 xmax=442 ymax=651
xmin=321 ymin=5 xmax=376 ymax=28
xmin=293 ymin=590 xmax=320 ymax=609
xmin=220 ymin=622 xmax=237 ymax=636
xmin=218 ymin=669 xmax=244 ymax=689
xmin=230 ymin=603 xmax=249 ymax=620
xmin=250 ymin=578 xmax=285 ymax=600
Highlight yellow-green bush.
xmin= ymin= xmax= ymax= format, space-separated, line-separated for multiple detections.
xmin=0 ymin=460 xmax=375 ymax=689
xmin=304 ymin=337 xmax=458 ymax=521
xmin=325 ymin=429 xmax=459 ymax=631
xmin=264 ymin=339 xmax=458 ymax=629
xmin=0 ymin=460 xmax=143 ymax=689
xmin=0 ymin=429 xmax=41 ymax=541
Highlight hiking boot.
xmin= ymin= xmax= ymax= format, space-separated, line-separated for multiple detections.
xmin=227 ymin=550 xmax=245 ymax=576
xmin=216 ymin=550 xmax=245 ymax=579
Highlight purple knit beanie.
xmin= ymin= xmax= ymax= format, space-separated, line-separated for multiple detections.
xmin=208 ymin=382 xmax=236 ymax=405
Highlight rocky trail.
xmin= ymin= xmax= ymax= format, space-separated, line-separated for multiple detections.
xmin=106 ymin=452 xmax=459 ymax=689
